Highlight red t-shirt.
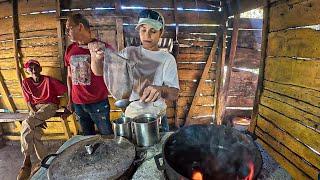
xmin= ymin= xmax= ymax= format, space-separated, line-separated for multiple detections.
xmin=64 ymin=39 xmax=113 ymax=104
xmin=22 ymin=75 xmax=67 ymax=105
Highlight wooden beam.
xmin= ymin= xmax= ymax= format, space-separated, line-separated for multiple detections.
xmin=218 ymin=14 xmax=240 ymax=124
xmin=56 ymin=0 xmax=66 ymax=83
xmin=115 ymin=0 xmax=124 ymax=51
xmin=11 ymin=0 xmax=23 ymax=87
xmin=184 ymin=29 xmax=222 ymax=125
xmin=249 ymin=0 xmax=270 ymax=133
xmin=214 ymin=23 xmax=228 ymax=125
xmin=0 ymin=71 xmax=17 ymax=112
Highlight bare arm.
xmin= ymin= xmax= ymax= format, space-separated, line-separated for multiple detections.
xmin=88 ymin=42 xmax=104 ymax=76
xmin=66 ymin=66 xmax=74 ymax=112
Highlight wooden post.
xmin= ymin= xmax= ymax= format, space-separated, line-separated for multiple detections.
xmin=56 ymin=0 xmax=66 ymax=83
xmin=172 ymin=0 xmax=180 ymax=128
xmin=184 ymin=29 xmax=222 ymax=126
xmin=0 ymin=71 xmax=17 ymax=112
xmin=218 ymin=14 xmax=240 ymax=124
xmin=115 ymin=0 xmax=124 ymax=51
xmin=214 ymin=23 xmax=227 ymax=125
xmin=11 ymin=0 xmax=23 ymax=87
xmin=249 ymin=0 xmax=269 ymax=133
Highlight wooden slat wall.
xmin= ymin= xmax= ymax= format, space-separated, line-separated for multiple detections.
xmin=250 ymin=0 xmax=320 ymax=179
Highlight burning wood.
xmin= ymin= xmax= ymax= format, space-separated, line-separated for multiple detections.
xmin=191 ymin=169 xmax=203 ymax=180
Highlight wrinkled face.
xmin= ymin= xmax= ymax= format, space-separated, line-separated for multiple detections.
xmin=66 ymin=19 xmax=80 ymax=42
xmin=26 ymin=63 xmax=41 ymax=77
xmin=139 ymin=24 xmax=162 ymax=51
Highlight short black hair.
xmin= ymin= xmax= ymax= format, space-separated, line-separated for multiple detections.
xmin=67 ymin=13 xmax=90 ymax=30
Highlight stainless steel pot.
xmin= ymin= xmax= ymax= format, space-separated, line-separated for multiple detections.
xmin=132 ymin=114 xmax=160 ymax=147
xmin=112 ymin=116 xmax=132 ymax=140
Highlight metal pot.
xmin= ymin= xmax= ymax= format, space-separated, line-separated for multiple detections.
xmin=112 ymin=116 xmax=132 ymax=140
xmin=41 ymin=136 xmax=135 ymax=180
xmin=132 ymin=113 xmax=160 ymax=147
xmin=155 ymin=125 xmax=262 ymax=180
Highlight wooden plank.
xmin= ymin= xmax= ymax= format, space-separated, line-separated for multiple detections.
xmin=11 ymin=0 xmax=23 ymax=87
xmin=226 ymin=96 xmax=254 ymax=107
xmin=256 ymin=115 xmax=320 ymax=170
xmin=21 ymin=46 xmax=58 ymax=57
xmin=179 ymin=81 xmax=215 ymax=96
xmin=121 ymin=0 xmax=220 ymax=9
xmin=18 ymin=0 xmax=56 ymax=14
xmin=256 ymin=128 xmax=318 ymax=179
xmin=214 ymin=25 xmax=227 ymax=125
xmin=257 ymin=139 xmax=311 ymax=179
xmin=228 ymin=71 xmax=258 ymax=97
xmin=0 ymin=1 xmax=11 ymax=18
xmin=259 ymin=104 xmax=320 ymax=153
xmin=0 ymin=18 xmax=12 ymax=35
xmin=170 ymin=106 xmax=214 ymax=119
xmin=177 ymin=62 xmax=215 ymax=70
xmin=264 ymin=57 xmax=320 ymax=90
xmin=55 ymin=0 xmax=66 ymax=84
xmin=177 ymin=53 xmax=208 ymax=62
xmin=263 ymin=89 xmax=320 ymax=121
xmin=234 ymin=48 xmax=261 ymax=69
xmin=167 ymin=96 xmax=215 ymax=108
xmin=268 ymin=28 xmax=320 ymax=58
xmin=178 ymin=70 xmax=215 ymax=81
xmin=19 ymin=14 xmax=56 ymax=32
xmin=235 ymin=30 xmax=262 ymax=50
xmin=260 ymin=95 xmax=320 ymax=131
xmin=0 ymin=71 xmax=17 ymax=112
xmin=264 ymin=80 xmax=320 ymax=108
xmin=116 ymin=18 xmax=124 ymax=51
xmin=178 ymin=46 xmax=212 ymax=55
xmin=269 ymin=0 xmax=320 ymax=31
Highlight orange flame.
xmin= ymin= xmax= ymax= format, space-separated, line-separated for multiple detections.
xmin=244 ymin=161 xmax=255 ymax=180
xmin=192 ymin=169 xmax=203 ymax=180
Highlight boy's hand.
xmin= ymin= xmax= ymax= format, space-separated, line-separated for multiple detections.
xmin=88 ymin=42 xmax=105 ymax=62
xmin=140 ymin=85 xmax=161 ymax=103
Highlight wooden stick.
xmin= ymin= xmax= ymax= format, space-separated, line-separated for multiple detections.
xmin=184 ymin=29 xmax=222 ymax=125
xmin=0 ymin=71 xmax=17 ymax=112
xmin=249 ymin=0 xmax=269 ymax=133
xmin=11 ymin=0 xmax=23 ymax=87
xmin=214 ymin=22 xmax=227 ymax=125
xmin=55 ymin=0 xmax=66 ymax=82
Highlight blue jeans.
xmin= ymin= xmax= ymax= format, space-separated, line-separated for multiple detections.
xmin=74 ymin=100 xmax=113 ymax=135
xmin=161 ymin=115 xmax=169 ymax=132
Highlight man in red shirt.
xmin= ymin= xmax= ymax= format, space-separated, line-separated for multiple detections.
xmin=65 ymin=13 xmax=113 ymax=136
xmin=17 ymin=59 xmax=67 ymax=180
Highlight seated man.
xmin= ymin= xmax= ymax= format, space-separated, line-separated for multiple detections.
xmin=17 ymin=59 xmax=67 ymax=180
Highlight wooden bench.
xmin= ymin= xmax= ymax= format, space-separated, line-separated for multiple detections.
xmin=0 ymin=108 xmax=76 ymax=140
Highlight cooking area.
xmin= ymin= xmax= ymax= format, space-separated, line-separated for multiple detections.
xmin=0 ymin=0 xmax=319 ymax=180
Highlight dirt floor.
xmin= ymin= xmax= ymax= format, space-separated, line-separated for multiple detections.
xmin=0 ymin=139 xmax=64 ymax=180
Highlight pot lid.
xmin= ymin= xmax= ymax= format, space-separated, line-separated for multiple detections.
xmin=47 ymin=136 xmax=135 ymax=180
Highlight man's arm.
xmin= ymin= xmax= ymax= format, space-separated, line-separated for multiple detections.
xmin=88 ymin=42 xmax=105 ymax=76
xmin=140 ymin=85 xmax=179 ymax=103
xmin=66 ymin=66 xmax=74 ymax=112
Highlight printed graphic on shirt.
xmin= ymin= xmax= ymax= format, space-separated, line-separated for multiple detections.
xmin=70 ymin=54 xmax=91 ymax=85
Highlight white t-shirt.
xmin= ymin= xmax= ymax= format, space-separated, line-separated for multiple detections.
xmin=118 ymin=46 xmax=179 ymax=118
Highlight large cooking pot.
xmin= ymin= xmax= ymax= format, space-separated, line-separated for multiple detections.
xmin=41 ymin=136 xmax=135 ymax=180
xmin=132 ymin=114 xmax=160 ymax=147
xmin=155 ymin=125 xmax=262 ymax=180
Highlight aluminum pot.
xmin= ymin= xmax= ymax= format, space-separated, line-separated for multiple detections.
xmin=112 ymin=116 xmax=132 ymax=140
xmin=132 ymin=113 xmax=160 ymax=147
xmin=155 ymin=125 xmax=262 ymax=180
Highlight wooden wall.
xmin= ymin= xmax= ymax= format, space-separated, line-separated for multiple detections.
xmin=250 ymin=0 xmax=320 ymax=179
